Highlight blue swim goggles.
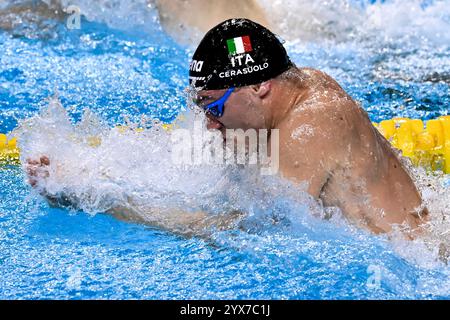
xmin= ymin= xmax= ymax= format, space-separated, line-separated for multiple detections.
xmin=198 ymin=87 xmax=235 ymax=118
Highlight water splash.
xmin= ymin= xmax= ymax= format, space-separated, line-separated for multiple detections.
xmin=12 ymin=97 xmax=322 ymax=228
xmin=12 ymin=97 xmax=450 ymax=266
xmin=259 ymin=0 xmax=450 ymax=46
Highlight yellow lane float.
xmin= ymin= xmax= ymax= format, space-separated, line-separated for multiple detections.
xmin=0 ymin=134 xmax=20 ymax=165
xmin=373 ymin=116 xmax=450 ymax=173
xmin=1 ymin=115 xmax=450 ymax=173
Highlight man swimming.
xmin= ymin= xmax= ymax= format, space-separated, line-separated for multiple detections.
xmin=26 ymin=18 xmax=429 ymax=239
xmin=188 ymin=18 xmax=429 ymax=237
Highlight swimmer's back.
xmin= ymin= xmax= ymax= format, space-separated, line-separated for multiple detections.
xmin=278 ymin=67 xmax=428 ymax=235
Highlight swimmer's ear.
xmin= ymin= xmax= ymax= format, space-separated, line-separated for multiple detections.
xmin=250 ymin=81 xmax=271 ymax=99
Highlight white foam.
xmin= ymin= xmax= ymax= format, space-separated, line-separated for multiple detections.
xmin=59 ymin=0 xmax=161 ymax=31
xmin=13 ymin=97 xmax=322 ymax=225
xmin=258 ymin=0 xmax=450 ymax=46
xmin=3 ymin=0 xmax=448 ymax=47
xmin=13 ymin=97 xmax=450 ymax=268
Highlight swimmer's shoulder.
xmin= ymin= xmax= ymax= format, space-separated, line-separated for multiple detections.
xmin=291 ymin=75 xmax=358 ymax=121
xmin=292 ymin=67 xmax=361 ymax=120
xmin=283 ymin=69 xmax=362 ymax=151
xmin=298 ymin=67 xmax=347 ymax=93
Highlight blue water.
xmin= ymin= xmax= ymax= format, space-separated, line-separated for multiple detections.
xmin=1 ymin=0 xmax=450 ymax=299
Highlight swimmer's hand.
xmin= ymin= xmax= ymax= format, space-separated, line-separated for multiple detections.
xmin=25 ymin=156 xmax=74 ymax=208
xmin=26 ymin=156 xmax=50 ymax=189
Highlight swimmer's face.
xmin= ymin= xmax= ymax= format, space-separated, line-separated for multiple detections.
xmin=197 ymin=85 xmax=269 ymax=133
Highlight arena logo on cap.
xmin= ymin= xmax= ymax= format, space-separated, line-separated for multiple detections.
xmin=190 ymin=60 xmax=204 ymax=72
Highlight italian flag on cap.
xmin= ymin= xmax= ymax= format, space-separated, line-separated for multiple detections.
xmin=227 ymin=36 xmax=252 ymax=55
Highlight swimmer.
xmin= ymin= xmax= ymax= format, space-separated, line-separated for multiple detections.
xmin=155 ymin=0 xmax=271 ymax=43
xmin=187 ymin=19 xmax=429 ymax=238
xmin=26 ymin=18 xmax=429 ymax=240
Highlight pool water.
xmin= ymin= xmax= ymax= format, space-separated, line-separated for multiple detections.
xmin=1 ymin=0 xmax=450 ymax=299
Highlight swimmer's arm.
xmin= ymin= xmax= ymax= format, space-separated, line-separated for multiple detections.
xmin=25 ymin=156 xmax=244 ymax=237
xmin=107 ymin=205 xmax=243 ymax=238
xmin=45 ymin=192 xmax=78 ymax=209
xmin=41 ymin=188 xmax=242 ymax=238
xmin=42 ymin=191 xmax=241 ymax=238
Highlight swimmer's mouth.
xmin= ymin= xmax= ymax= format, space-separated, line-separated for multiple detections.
xmin=206 ymin=115 xmax=228 ymax=142
xmin=206 ymin=115 xmax=225 ymax=131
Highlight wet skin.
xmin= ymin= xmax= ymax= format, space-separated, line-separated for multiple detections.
xmin=197 ymin=67 xmax=429 ymax=238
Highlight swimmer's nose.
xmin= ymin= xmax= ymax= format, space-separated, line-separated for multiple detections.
xmin=206 ymin=115 xmax=223 ymax=130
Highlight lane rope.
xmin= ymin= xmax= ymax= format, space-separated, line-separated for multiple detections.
xmin=1 ymin=116 xmax=449 ymax=173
